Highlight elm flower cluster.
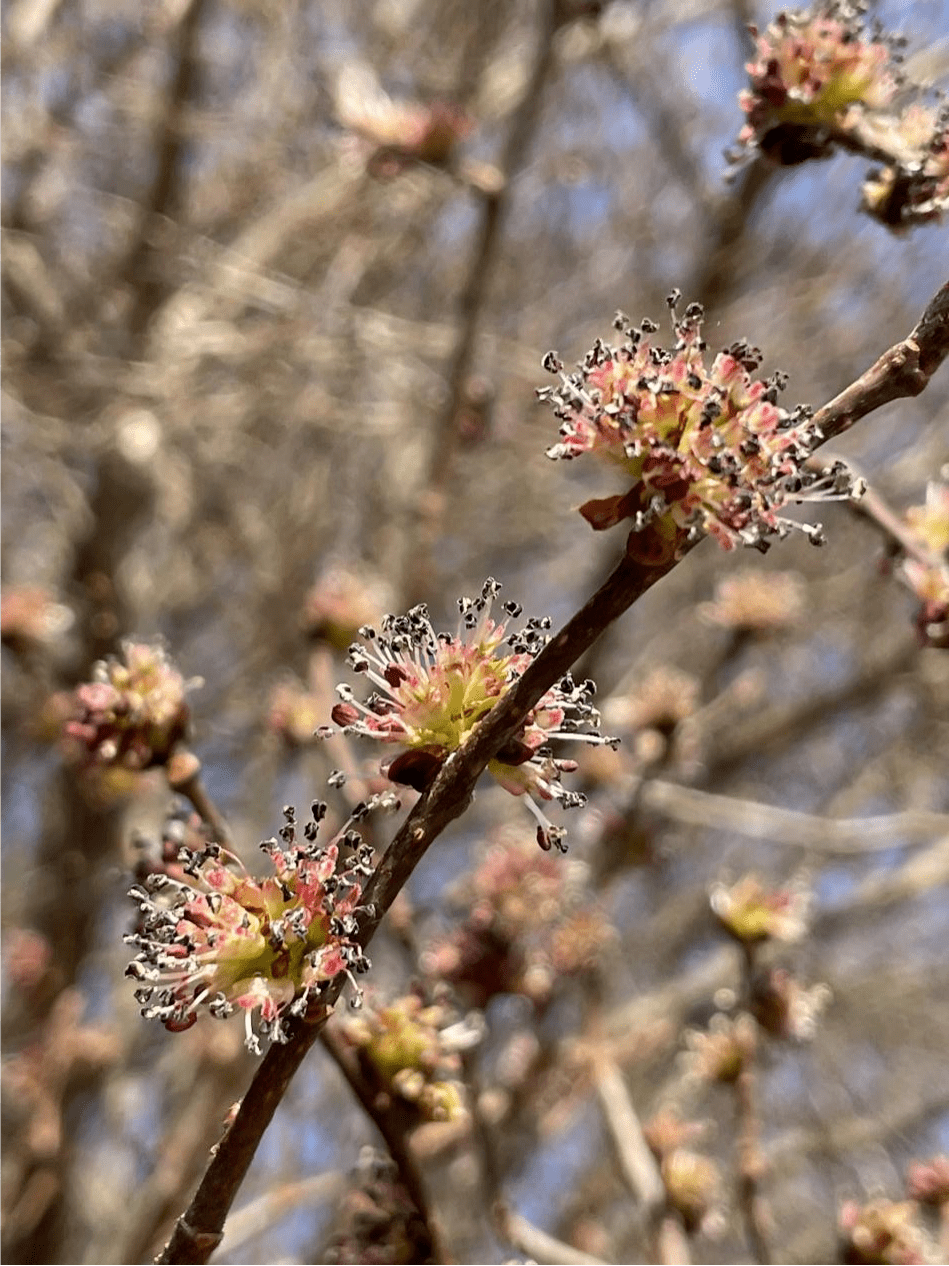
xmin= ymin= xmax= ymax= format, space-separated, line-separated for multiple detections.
xmin=125 ymin=798 xmax=388 ymax=1053
xmin=737 ymin=2 xmax=902 ymax=161
xmin=326 ymin=579 xmax=616 ymax=851
xmin=838 ymin=1197 xmax=931 ymax=1265
xmin=422 ymin=834 xmax=614 ymax=1007
xmin=540 ymin=294 xmax=861 ymax=556
xmin=62 ymin=639 xmax=191 ymax=770
xmin=710 ymin=873 xmax=811 ymax=945
xmin=898 ymin=476 xmax=949 ymax=647
xmin=862 ymin=105 xmax=949 ymax=229
xmin=336 ymin=993 xmax=475 ymax=1122
xmin=644 ymin=1112 xmax=725 ymax=1238
xmin=699 ymin=569 xmax=806 ymax=633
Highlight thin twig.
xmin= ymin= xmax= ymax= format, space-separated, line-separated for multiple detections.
xmin=812 ymin=281 xmax=949 ymax=443
xmin=733 ymin=945 xmax=771 ymax=1265
xmin=406 ymin=0 xmax=561 ymax=602
xmin=592 ymin=1059 xmax=665 ymax=1210
xmin=494 ymin=1203 xmax=609 ymax=1266
xmin=317 ymin=1026 xmax=447 ymax=1264
xmin=170 ymin=764 xmax=233 ymax=847
xmin=735 ymin=1063 xmax=771 ymax=1265
xmin=592 ymin=1058 xmax=691 ymax=1265
xmin=636 ymin=780 xmax=948 ymax=853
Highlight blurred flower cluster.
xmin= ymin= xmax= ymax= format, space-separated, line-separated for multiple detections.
xmin=336 ymin=992 xmax=472 ymax=1123
xmin=676 ymin=873 xmax=829 ymax=1176
xmin=302 ymin=564 xmax=393 ymax=650
xmin=711 ymin=872 xmax=810 ymax=945
xmin=335 ymin=64 xmax=472 ymax=180
xmin=324 ymin=1148 xmax=434 ymax=1266
xmin=645 ymin=1111 xmax=725 ymax=1237
xmin=61 ymin=639 xmax=192 ymax=771
xmin=267 ymin=676 xmax=325 ymax=748
xmin=699 ymin=569 xmax=806 ymax=634
xmin=838 ymin=1196 xmax=933 ymax=1265
xmin=540 ymin=294 xmax=859 ymax=558
xmin=126 ymin=800 xmax=383 ymax=1052
xmin=421 ymin=833 xmax=615 ymax=1008
xmin=738 ymin=2 xmax=902 ymax=157
xmin=862 ymin=104 xmax=949 ymax=228
xmin=327 ymin=578 xmax=616 ymax=851
xmin=1 ymin=585 xmax=74 ymax=653
xmin=896 ymin=476 xmax=949 ymax=647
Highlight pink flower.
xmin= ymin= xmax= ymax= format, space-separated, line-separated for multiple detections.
xmin=126 ymin=800 xmax=384 ymax=1052
xmin=325 ymin=579 xmax=616 ymax=851
xmin=540 ymin=295 xmax=861 ymax=554
xmin=62 ymin=640 xmax=192 ymax=770
xmin=737 ymin=2 xmax=902 ymax=160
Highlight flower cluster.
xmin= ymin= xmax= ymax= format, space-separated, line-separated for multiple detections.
xmin=62 ymin=640 xmax=191 ymax=770
xmin=336 ymin=992 xmax=472 ymax=1122
xmin=683 ymin=1012 xmax=758 ymax=1084
xmin=126 ymin=798 xmax=387 ymax=1052
xmin=737 ymin=2 xmax=902 ymax=161
xmin=421 ymin=833 xmax=614 ymax=1007
xmin=539 ymin=295 xmax=860 ymax=556
xmin=1 ymin=585 xmax=73 ymax=653
xmin=324 ymin=1148 xmax=433 ymax=1266
xmin=335 ymin=65 xmax=472 ymax=179
xmin=645 ymin=1112 xmax=724 ymax=1237
xmin=897 ymin=477 xmax=949 ymax=647
xmin=907 ymin=1155 xmax=949 ymax=1209
xmin=862 ymin=105 xmax=949 ymax=229
xmin=326 ymin=578 xmax=616 ymax=851
xmin=710 ymin=873 xmax=811 ymax=945
xmin=838 ymin=1197 xmax=931 ymax=1265
xmin=699 ymin=569 xmax=805 ymax=633
xmin=301 ymin=564 xmax=392 ymax=649
xmin=267 ymin=677 xmax=324 ymax=748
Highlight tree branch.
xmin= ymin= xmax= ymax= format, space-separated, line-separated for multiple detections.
xmin=156 ymin=275 xmax=949 ymax=1266
xmin=812 ymin=281 xmax=949 ymax=443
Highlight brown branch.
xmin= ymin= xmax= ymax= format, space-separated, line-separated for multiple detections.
xmin=167 ymin=757 xmax=233 ymax=847
xmin=592 ymin=1058 xmax=691 ymax=1265
xmin=122 ymin=0 xmax=208 ymax=340
xmin=317 ymin=1026 xmax=447 ymax=1264
xmin=732 ymin=945 xmax=772 ymax=1265
xmin=812 ymin=281 xmax=949 ymax=443
xmin=157 ymin=544 xmax=686 ymax=1263
xmin=735 ymin=1062 xmax=771 ymax=1265
xmin=156 ymin=270 xmax=949 ymax=1266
